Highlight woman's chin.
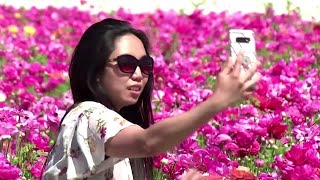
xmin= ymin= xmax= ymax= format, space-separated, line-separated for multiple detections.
xmin=118 ymin=93 xmax=141 ymax=108
xmin=123 ymin=97 xmax=139 ymax=107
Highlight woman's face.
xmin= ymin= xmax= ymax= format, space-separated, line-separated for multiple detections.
xmin=100 ymin=33 xmax=149 ymax=111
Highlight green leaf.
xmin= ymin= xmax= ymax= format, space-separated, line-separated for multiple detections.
xmin=47 ymin=129 xmax=58 ymax=146
xmin=29 ymin=53 xmax=48 ymax=65
xmin=26 ymin=86 xmax=37 ymax=94
xmin=311 ymin=42 xmax=320 ymax=49
xmin=286 ymin=0 xmax=293 ymax=13
xmin=179 ymin=9 xmax=186 ymax=15
xmin=312 ymin=53 xmax=320 ymax=70
xmin=207 ymin=37 xmax=213 ymax=44
xmin=153 ymin=100 xmax=162 ymax=112
xmin=191 ymin=0 xmax=206 ymax=9
xmin=153 ymin=168 xmax=168 ymax=180
xmin=206 ymin=75 xmax=216 ymax=89
xmin=0 ymin=56 xmax=5 ymax=68
xmin=190 ymin=47 xmax=197 ymax=56
xmin=45 ymin=80 xmax=70 ymax=97
xmin=202 ymin=55 xmax=211 ymax=63
xmin=271 ymin=22 xmax=280 ymax=32
xmin=314 ymin=113 xmax=320 ymax=124
xmin=196 ymin=134 xmax=206 ymax=148
xmin=264 ymin=2 xmax=273 ymax=10
xmin=258 ymin=48 xmax=270 ymax=57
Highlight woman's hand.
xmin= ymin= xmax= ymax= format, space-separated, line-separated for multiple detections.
xmin=210 ymin=52 xmax=261 ymax=107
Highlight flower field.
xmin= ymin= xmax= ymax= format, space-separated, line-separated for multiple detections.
xmin=0 ymin=4 xmax=319 ymax=180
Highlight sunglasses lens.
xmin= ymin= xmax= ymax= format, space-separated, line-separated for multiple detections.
xmin=141 ymin=56 xmax=153 ymax=75
xmin=116 ymin=55 xmax=154 ymax=75
xmin=117 ymin=55 xmax=137 ymax=73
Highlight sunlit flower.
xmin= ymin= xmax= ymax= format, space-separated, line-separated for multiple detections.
xmin=160 ymin=158 xmax=169 ymax=165
xmin=0 ymin=91 xmax=6 ymax=102
xmin=23 ymin=25 xmax=36 ymax=35
xmin=8 ymin=25 xmax=19 ymax=33
xmin=14 ymin=12 xmax=21 ymax=19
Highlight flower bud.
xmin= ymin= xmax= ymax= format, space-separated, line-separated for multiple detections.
xmin=254 ymin=158 xmax=265 ymax=167
xmin=160 ymin=158 xmax=169 ymax=165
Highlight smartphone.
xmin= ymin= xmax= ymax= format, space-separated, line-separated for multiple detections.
xmin=229 ymin=29 xmax=257 ymax=71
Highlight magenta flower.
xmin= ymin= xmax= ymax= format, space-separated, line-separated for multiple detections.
xmin=214 ymin=134 xmax=232 ymax=145
xmin=0 ymin=153 xmax=21 ymax=179
xmin=284 ymin=144 xmax=308 ymax=166
xmin=235 ymin=131 xmax=255 ymax=149
xmin=285 ymin=106 xmax=304 ymax=125
xmin=0 ymin=3 xmax=320 ymax=179
xmin=259 ymin=113 xmax=288 ymax=139
xmin=258 ymin=172 xmax=279 ymax=180
xmin=30 ymin=157 xmax=45 ymax=178
xmin=254 ymin=158 xmax=265 ymax=167
xmin=282 ymin=164 xmax=319 ymax=180
xmin=0 ymin=121 xmax=19 ymax=140
xmin=267 ymin=122 xmax=288 ymax=140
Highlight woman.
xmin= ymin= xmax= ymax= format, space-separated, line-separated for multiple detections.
xmin=42 ymin=18 xmax=260 ymax=179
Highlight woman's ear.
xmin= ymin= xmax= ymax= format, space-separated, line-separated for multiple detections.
xmin=96 ymin=73 xmax=102 ymax=82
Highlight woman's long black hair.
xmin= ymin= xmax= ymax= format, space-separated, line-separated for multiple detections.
xmin=45 ymin=18 xmax=154 ymax=179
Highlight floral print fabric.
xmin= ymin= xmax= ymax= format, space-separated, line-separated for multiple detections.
xmin=42 ymin=101 xmax=135 ymax=180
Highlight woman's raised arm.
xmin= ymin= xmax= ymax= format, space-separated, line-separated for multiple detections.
xmin=104 ymin=53 xmax=261 ymax=158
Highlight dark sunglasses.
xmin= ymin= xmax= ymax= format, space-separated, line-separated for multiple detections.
xmin=111 ymin=54 xmax=154 ymax=75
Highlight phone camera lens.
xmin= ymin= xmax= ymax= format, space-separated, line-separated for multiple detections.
xmin=236 ymin=37 xmax=250 ymax=43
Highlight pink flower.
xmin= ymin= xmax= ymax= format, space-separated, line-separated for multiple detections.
xmin=235 ymin=131 xmax=255 ymax=149
xmin=30 ymin=157 xmax=45 ymax=178
xmin=284 ymin=144 xmax=308 ymax=166
xmin=259 ymin=113 xmax=287 ymax=139
xmin=258 ymin=97 xmax=283 ymax=111
xmin=0 ymin=153 xmax=21 ymax=179
xmin=0 ymin=4 xmax=319 ymax=179
xmin=80 ymin=0 xmax=87 ymax=5
xmin=267 ymin=122 xmax=287 ymax=139
xmin=254 ymin=158 xmax=265 ymax=167
xmin=214 ymin=134 xmax=232 ymax=144
xmin=0 ymin=121 xmax=19 ymax=140
xmin=285 ymin=106 xmax=304 ymax=125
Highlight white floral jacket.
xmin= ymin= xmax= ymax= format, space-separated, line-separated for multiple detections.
xmin=42 ymin=101 xmax=135 ymax=180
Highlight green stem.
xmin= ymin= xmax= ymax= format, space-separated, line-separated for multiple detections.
xmin=169 ymin=161 xmax=177 ymax=180
xmin=16 ymin=134 xmax=21 ymax=167
xmin=154 ymin=160 xmax=165 ymax=180
xmin=16 ymin=115 xmax=22 ymax=167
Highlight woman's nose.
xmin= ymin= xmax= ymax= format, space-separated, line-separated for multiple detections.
xmin=131 ymin=66 xmax=143 ymax=81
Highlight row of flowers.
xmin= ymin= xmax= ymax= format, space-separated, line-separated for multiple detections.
xmin=0 ymin=4 xmax=319 ymax=179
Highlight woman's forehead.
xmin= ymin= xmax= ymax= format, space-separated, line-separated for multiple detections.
xmin=111 ymin=34 xmax=146 ymax=59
